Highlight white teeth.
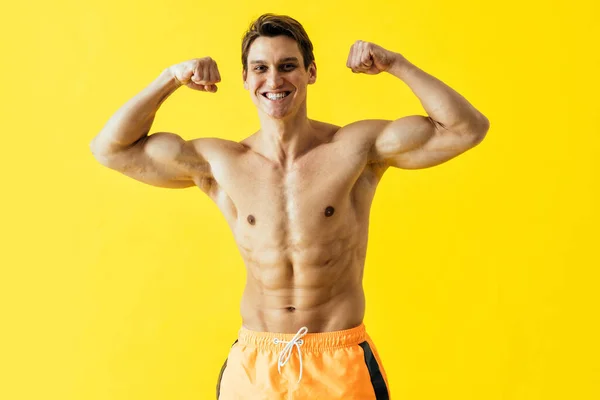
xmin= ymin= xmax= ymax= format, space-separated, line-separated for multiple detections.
xmin=265 ymin=92 xmax=289 ymax=100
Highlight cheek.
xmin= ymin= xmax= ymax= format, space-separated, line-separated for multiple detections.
xmin=294 ymin=75 xmax=311 ymax=88
xmin=250 ymin=78 xmax=265 ymax=92
xmin=248 ymin=83 xmax=260 ymax=95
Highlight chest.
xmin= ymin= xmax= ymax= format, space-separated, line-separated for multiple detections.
xmin=208 ymin=142 xmax=379 ymax=237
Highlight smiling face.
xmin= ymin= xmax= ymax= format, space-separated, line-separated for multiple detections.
xmin=243 ymin=35 xmax=316 ymax=120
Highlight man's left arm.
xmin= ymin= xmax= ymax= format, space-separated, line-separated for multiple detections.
xmin=346 ymin=41 xmax=490 ymax=169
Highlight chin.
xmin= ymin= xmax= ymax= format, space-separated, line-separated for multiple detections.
xmin=261 ymin=107 xmax=293 ymax=120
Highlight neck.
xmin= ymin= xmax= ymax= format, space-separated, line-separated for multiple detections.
xmin=256 ymin=105 xmax=317 ymax=166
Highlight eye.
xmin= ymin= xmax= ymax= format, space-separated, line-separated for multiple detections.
xmin=281 ymin=64 xmax=296 ymax=71
xmin=254 ymin=65 xmax=267 ymax=72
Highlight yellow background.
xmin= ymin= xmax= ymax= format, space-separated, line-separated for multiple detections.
xmin=1 ymin=0 xmax=598 ymax=399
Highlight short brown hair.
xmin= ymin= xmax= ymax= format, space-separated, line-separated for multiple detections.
xmin=242 ymin=14 xmax=315 ymax=71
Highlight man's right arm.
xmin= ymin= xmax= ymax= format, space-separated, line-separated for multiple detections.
xmin=90 ymin=58 xmax=221 ymax=188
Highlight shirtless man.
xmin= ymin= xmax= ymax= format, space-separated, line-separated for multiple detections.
xmin=90 ymin=14 xmax=489 ymax=400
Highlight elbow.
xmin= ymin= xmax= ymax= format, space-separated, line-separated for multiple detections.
xmin=478 ymin=114 xmax=490 ymax=142
xmin=89 ymin=137 xmax=105 ymax=163
xmin=477 ymin=113 xmax=491 ymax=136
xmin=89 ymin=137 xmax=99 ymax=157
xmin=89 ymin=135 xmax=116 ymax=167
xmin=467 ymin=113 xmax=490 ymax=147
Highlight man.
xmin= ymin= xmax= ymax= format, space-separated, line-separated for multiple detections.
xmin=90 ymin=13 xmax=489 ymax=400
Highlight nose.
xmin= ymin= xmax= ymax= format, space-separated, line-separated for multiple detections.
xmin=266 ymin=69 xmax=284 ymax=89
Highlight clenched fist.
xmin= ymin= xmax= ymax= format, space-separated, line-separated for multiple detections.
xmin=346 ymin=41 xmax=400 ymax=75
xmin=168 ymin=57 xmax=221 ymax=92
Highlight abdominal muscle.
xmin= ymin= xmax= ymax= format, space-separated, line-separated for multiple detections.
xmin=238 ymin=237 xmax=368 ymax=334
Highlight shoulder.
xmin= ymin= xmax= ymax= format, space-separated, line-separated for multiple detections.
xmin=331 ymin=119 xmax=391 ymax=147
xmin=188 ymin=137 xmax=249 ymax=158
xmin=307 ymin=119 xmax=386 ymax=143
xmin=338 ymin=119 xmax=389 ymax=137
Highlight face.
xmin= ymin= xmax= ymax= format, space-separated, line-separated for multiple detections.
xmin=243 ymin=35 xmax=316 ymax=120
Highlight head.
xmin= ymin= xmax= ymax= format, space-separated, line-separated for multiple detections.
xmin=241 ymin=14 xmax=317 ymax=119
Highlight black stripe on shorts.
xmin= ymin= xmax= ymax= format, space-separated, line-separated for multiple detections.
xmin=216 ymin=339 xmax=238 ymax=400
xmin=359 ymin=341 xmax=390 ymax=400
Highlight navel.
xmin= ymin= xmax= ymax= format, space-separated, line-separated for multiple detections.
xmin=286 ymin=306 xmax=296 ymax=312
xmin=247 ymin=214 xmax=256 ymax=225
xmin=324 ymin=206 xmax=335 ymax=217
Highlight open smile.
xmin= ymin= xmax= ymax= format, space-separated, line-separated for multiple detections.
xmin=261 ymin=91 xmax=292 ymax=101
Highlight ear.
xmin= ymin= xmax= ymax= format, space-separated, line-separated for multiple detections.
xmin=242 ymin=70 xmax=248 ymax=90
xmin=308 ymin=62 xmax=317 ymax=84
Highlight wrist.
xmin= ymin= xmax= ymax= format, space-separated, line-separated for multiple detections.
xmin=160 ymin=68 xmax=183 ymax=89
xmin=387 ymin=53 xmax=414 ymax=79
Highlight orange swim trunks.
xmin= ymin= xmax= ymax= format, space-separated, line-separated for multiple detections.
xmin=216 ymin=323 xmax=390 ymax=399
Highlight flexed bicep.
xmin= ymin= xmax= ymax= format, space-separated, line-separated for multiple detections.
xmin=372 ymin=115 xmax=485 ymax=169
xmin=94 ymin=132 xmax=212 ymax=189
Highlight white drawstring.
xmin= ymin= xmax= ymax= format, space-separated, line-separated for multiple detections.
xmin=273 ymin=326 xmax=308 ymax=383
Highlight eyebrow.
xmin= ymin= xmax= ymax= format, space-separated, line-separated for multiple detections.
xmin=249 ymin=57 xmax=300 ymax=65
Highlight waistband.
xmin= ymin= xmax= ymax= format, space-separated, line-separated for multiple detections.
xmin=237 ymin=323 xmax=367 ymax=351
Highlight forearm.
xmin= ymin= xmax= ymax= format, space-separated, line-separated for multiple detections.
xmin=388 ymin=56 xmax=489 ymax=134
xmin=91 ymin=69 xmax=181 ymax=153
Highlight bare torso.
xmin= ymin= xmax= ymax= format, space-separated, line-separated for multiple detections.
xmin=93 ymin=47 xmax=487 ymax=335
xmin=194 ymin=120 xmax=385 ymax=333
